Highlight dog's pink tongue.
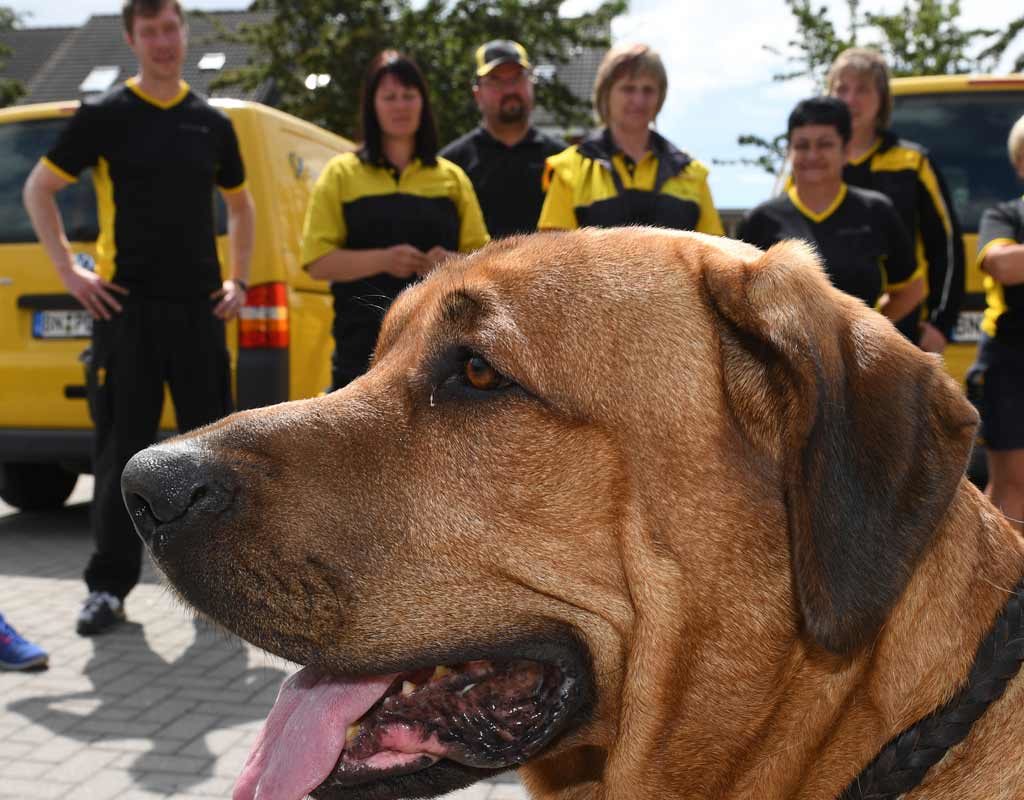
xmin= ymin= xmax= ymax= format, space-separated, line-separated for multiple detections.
xmin=233 ymin=666 xmax=397 ymax=800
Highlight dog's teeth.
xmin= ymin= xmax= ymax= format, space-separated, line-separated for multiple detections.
xmin=402 ymin=680 xmax=416 ymax=696
xmin=346 ymin=724 xmax=359 ymax=743
xmin=432 ymin=666 xmax=452 ymax=681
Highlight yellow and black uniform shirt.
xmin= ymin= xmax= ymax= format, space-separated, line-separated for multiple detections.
xmin=300 ymin=149 xmax=489 ymax=382
xmin=42 ymin=79 xmax=246 ymax=299
xmin=538 ymin=128 xmax=724 ymax=235
xmin=976 ymin=197 xmax=1024 ymax=343
xmin=739 ymin=184 xmax=915 ymax=308
xmin=439 ymin=125 xmax=565 ymax=238
xmin=843 ymin=131 xmax=963 ymax=337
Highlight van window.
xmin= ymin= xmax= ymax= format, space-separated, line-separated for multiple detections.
xmin=0 ymin=118 xmax=99 ymax=243
xmin=0 ymin=117 xmax=228 ymax=244
xmin=890 ymin=91 xmax=1024 ymax=233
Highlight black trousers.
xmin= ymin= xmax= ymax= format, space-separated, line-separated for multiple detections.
xmin=84 ymin=298 xmax=232 ymax=600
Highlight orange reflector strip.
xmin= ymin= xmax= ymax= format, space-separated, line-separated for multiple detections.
xmin=239 ymin=282 xmax=289 ymax=349
xmin=966 ymin=78 xmax=1024 ymax=87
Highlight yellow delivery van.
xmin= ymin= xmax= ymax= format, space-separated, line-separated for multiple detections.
xmin=0 ymin=99 xmax=355 ymax=510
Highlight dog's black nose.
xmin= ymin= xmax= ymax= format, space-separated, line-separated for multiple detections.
xmin=122 ymin=445 xmax=235 ymax=549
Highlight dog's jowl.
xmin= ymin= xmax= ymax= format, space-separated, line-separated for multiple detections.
xmin=123 ymin=229 xmax=1024 ymax=800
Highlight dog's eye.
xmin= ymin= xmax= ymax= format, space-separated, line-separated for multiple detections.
xmin=463 ymin=355 xmax=510 ymax=391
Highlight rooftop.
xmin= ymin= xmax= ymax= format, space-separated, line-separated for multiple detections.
xmin=0 ymin=10 xmax=271 ymax=105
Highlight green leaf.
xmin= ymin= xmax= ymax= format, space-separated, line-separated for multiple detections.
xmin=209 ymin=0 xmax=625 ymax=144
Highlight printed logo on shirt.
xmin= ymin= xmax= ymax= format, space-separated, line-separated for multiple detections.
xmin=837 ymin=225 xmax=872 ymax=237
xmin=179 ymin=122 xmax=210 ymax=134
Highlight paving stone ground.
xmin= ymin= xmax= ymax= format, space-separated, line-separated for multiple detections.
xmin=0 ymin=476 xmax=528 ymax=800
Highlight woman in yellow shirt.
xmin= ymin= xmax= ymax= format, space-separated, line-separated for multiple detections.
xmin=301 ymin=50 xmax=489 ymax=389
xmin=538 ymin=43 xmax=722 ymax=235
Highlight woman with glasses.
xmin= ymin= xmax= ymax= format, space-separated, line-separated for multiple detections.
xmin=538 ymin=43 xmax=723 ymax=234
xmin=301 ymin=50 xmax=489 ymax=390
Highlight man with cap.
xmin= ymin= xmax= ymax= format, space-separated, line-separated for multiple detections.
xmin=439 ymin=40 xmax=566 ymax=238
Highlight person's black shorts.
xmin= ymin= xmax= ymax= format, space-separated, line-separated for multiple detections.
xmin=968 ymin=334 xmax=1024 ymax=451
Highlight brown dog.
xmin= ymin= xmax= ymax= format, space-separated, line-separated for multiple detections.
xmin=123 ymin=228 xmax=1024 ymax=800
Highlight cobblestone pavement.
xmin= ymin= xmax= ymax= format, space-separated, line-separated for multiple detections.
xmin=1 ymin=476 xmax=529 ymax=800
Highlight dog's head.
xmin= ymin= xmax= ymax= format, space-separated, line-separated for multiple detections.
xmin=122 ymin=229 xmax=977 ymax=800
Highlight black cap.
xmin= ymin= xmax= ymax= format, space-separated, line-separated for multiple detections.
xmin=475 ymin=40 xmax=532 ymax=77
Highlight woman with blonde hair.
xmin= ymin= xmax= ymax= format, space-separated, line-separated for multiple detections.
xmin=538 ymin=43 xmax=722 ymax=234
xmin=967 ymin=114 xmax=1024 ymax=532
xmin=827 ymin=47 xmax=963 ymax=351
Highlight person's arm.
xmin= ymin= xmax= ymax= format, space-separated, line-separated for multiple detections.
xmin=694 ymin=168 xmax=725 ymax=237
xmin=423 ymin=160 xmax=490 ymax=270
xmin=976 ymin=202 xmax=1024 ymax=286
xmin=22 ymin=160 xmax=127 ymax=320
xmin=736 ymin=206 xmax=775 ymax=251
xmin=537 ymin=160 xmax=578 ymax=231
xmin=307 ymin=247 xmax=429 ymax=282
xmin=879 ymin=276 xmax=926 ymax=322
xmin=916 ymin=156 xmax=964 ymax=350
xmin=979 ymin=241 xmax=1024 ymax=286
xmin=879 ymin=193 xmax=926 ymax=323
xmin=210 ymin=185 xmax=255 ymax=319
xmin=453 ymin=165 xmax=489 ymax=254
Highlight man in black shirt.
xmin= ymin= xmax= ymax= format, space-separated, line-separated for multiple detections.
xmin=22 ymin=0 xmax=255 ymax=636
xmin=440 ymin=40 xmax=565 ymax=238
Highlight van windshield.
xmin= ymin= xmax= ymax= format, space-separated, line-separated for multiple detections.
xmin=0 ymin=116 xmax=229 ymax=244
xmin=0 ymin=118 xmax=99 ymax=243
xmin=891 ymin=91 xmax=1024 ymax=233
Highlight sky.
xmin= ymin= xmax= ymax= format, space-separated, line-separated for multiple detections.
xmin=8 ymin=0 xmax=1021 ymax=208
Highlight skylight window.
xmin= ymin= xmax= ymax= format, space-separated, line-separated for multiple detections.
xmin=79 ymin=66 xmax=120 ymax=94
xmin=198 ymin=52 xmax=226 ymax=71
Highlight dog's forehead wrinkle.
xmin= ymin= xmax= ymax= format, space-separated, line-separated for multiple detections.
xmin=437 ymin=286 xmax=483 ymax=325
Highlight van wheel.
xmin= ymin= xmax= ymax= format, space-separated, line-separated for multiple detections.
xmin=0 ymin=462 xmax=79 ymax=511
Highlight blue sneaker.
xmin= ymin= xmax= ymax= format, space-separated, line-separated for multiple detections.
xmin=0 ymin=613 xmax=49 ymax=670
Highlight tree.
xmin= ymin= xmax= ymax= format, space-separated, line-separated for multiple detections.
xmin=864 ymin=0 xmax=996 ymax=76
xmin=977 ymin=15 xmax=1024 ymax=73
xmin=0 ymin=6 xmax=24 ymax=108
xmin=212 ymin=0 xmax=625 ymax=145
xmin=729 ymin=0 xmax=1020 ymax=174
xmin=764 ymin=0 xmax=861 ymax=86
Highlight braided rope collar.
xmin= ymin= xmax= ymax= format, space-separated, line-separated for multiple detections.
xmin=840 ymin=576 xmax=1024 ymax=800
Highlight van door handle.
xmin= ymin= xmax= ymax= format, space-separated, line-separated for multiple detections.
xmin=17 ymin=293 xmax=84 ymax=311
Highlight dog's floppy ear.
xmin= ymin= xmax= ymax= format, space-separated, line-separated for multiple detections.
xmin=701 ymin=239 xmax=978 ymax=655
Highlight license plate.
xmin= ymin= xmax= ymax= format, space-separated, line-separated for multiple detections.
xmin=951 ymin=311 xmax=982 ymax=344
xmin=32 ymin=309 xmax=93 ymax=339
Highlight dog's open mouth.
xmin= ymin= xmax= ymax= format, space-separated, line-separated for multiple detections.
xmin=234 ymin=658 xmax=577 ymax=800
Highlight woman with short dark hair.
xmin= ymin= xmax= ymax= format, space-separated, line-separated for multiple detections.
xmin=301 ymin=50 xmax=489 ymax=390
xmin=538 ymin=43 xmax=722 ymax=234
xmin=740 ymin=97 xmax=924 ymax=322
